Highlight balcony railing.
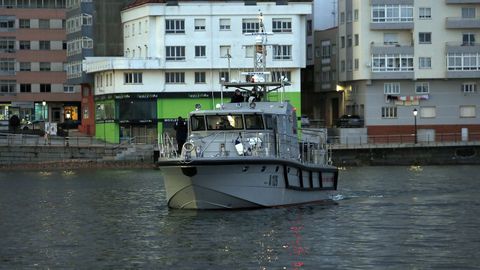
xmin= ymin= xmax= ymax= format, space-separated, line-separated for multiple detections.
xmin=446 ymin=17 xmax=480 ymax=29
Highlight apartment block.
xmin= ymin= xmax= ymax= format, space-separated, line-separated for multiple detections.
xmin=83 ymin=0 xmax=312 ymax=143
xmin=65 ymin=0 xmax=131 ymax=135
xmin=0 ymin=0 xmax=81 ymax=128
xmin=338 ymin=0 xmax=480 ymax=141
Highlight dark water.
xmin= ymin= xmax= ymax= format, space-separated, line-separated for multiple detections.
xmin=1 ymin=166 xmax=480 ymax=269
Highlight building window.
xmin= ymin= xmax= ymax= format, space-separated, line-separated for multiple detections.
xmin=19 ymin=40 xmax=30 ymax=50
xmin=19 ymin=62 xmax=30 ymax=71
xmin=307 ymin=20 xmax=312 ymax=36
xmin=194 ymin=18 xmax=206 ymax=31
xmin=462 ymin=7 xmax=476 ymax=19
xmin=219 ymin=18 xmax=230 ymax=30
xmin=462 ymin=83 xmax=477 ymax=93
xmin=372 ymin=5 xmax=413 ymax=23
xmin=272 ymin=18 xmax=292 ymax=33
xmin=419 ymin=7 xmax=431 ymax=19
xmin=219 ymin=71 xmax=229 ymax=82
xmin=321 ymin=40 xmax=331 ymax=59
xmin=242 ymin=18 xmax=259 ymax=33
xmin=220 ymin=45 xmax=231 ymax=58
xmin=19 ymin=19 xmax=30 ymax=28
xmin=383 ymin=33 xmax=398 ymax=45
xmin=419 ymin=57 xmax=432 ymax=69
xmin=165 ymin=19 xmax=185 ymax=34
xmin=166 ymin=46 xmax=185 ymax=61
xmin=20 ymin=84 xmax=31 ymax=93
xmin=273 ymin=45 xmax=292 ymax=60
xmin=384 ymin=83 xmax=400 ymax=94
xmin=0 ymin=18 xmax=15 ymax=29
xmin=40 ymin=84 xmax=51 ymax=93
xmin=195 ymin=72 xmax=206 ymax=83
xmin=0 ymin=37 xmax=15 ymax=52
xmin=165 ymin=72 xmax=185 ymax=84
xmin=39 ymin=40 xmax=51 ymax=50
xmin=272 ymin=71 xmax=291 ymax=82
xmin=39 ymin=62 xmax=51 ymax=71
xmin=0 ymin=58 xmax=15 ymax=73
xmin=64 ymin=85 xmax=75 ymax=93
xmin=347 ymin=35 xmax=352 ymax=47
xmin=462 ymin=33 xmax=475 ymax=46
xmin=340 ymin=60 xmax=345 ymax=72
xmin=419 ymin=32 xmax=431 ymax=44
xmin=415 ymin=82 xmax=429 ymax=94
xmin=448 ymin=53 xmax=480 ymax=71
xmin=195 ymin=46 xmax=206 ymax=57
xmin=381 ymin=107 xmax=397 ymax=118
xmin=460 ymin=105 xmax=476 ymax=118
xmin=340 ymin=12 xmax=345 ymax=24
xmin=39 ymin=19 xmax=50 ymax=29
xmin=354 ymin=58 xmax=359 ymax=70
xmin=372 ymin=54 xmax=414 ymax=72
xmin=0 ymin=80 xmax=15 ymax=93
xmin=354 ymin=34 xmax=359 ymax=46
xmin=340 ymin=36 xmax=345 ymax=48
xmin=420 ymin=107 xmax=436 ymax=118
xmin=354 ymin=9 xmax=359 ymax=21
xmin=245 ymin=45 xmax=254 ymax=58
xmin=124 ymin=72 xmax=143 ymax=84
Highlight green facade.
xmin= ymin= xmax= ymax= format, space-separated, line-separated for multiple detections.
xmin=94 ymin=92 xmax=301 ymax=142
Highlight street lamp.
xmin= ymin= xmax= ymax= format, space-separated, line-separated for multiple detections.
xmin=413 ymin=108 xmax=418 ymax=144
xmin=42 ymin=100 xmax=46 ymax=121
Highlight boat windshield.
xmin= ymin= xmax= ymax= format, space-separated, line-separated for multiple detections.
xmin=206 ymin=114 xmax=243 ymax=130
xmin=244 ymin=114 xmax=264 ymax=130
xmin=190 ymin=115 xmax=206 ymax=131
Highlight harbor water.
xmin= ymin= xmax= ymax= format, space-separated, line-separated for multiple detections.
xmin=1 ymin=166 xmax=479 ymax=269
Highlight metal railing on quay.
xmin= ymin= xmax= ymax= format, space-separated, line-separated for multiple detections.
xmin=329 ymin=132 xmax=480 ymax=149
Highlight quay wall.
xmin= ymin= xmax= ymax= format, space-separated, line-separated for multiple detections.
xmin=1 ymin=145 xmax=479 ymax=169
xmin=331 ymin=145 xmax=480 ymax=166
xmin=0 ymin=145 xmax=154 ymax=170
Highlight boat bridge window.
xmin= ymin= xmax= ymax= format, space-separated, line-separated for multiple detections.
xmin=206 ymin=114 xmax=243 ymax=130
xmin=264 ymin=114 xmax=275 ymax=130
xmin=190 ymin=115 xmax=206 ymax=131
xmin=245 ymin=114 xmax=264 ymax=130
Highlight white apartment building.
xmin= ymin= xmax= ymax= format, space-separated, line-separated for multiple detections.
xmin=83 ymin=0 xmax=312 ymax=142
xmin=338 ymin=0 xmax=480 ymax=141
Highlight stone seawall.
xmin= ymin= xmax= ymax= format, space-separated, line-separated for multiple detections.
xmin=332 ymin=145 xmax=480 ymax=166
xmin=1 ymin=144 xmax=479 ymax=170
xmin=0 ymin=145 xmax=154 ymax=170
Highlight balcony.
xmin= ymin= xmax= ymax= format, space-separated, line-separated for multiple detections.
xmin=370 ymin=22 xmax=414 ymax=30
xmin=371 ymin=43 xmax=414 ymax=55
xmin=446 ymin=42 xmax=480 ymax=54
xmin=83 ymin=57 xmax=163 ymax=73
xmin=446 ymin=0 xmax=480 ymax=4
xmin=446 ymin=17 xmax=480 ymax=29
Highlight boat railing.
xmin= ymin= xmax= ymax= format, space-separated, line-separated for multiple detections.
xmin=158 ymin=129 xmax=332 ymax=166
xmin=158 ymin=133 xmax=178 ymax=158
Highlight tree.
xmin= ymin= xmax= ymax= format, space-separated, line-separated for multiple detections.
xmin=9 ymin=115 xmax=20 ymax=133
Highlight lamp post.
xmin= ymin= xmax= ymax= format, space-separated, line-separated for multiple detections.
xmin=42 ymin=100 xmax=46 ymax=122
xmin=65 ymin=112 xmax=71 ymax=146
xmin=413 ymin=108 xmax=418 ymax=144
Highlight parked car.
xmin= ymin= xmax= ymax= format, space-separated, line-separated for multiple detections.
xmin=336 ymin=115 xmax=364 ymax=128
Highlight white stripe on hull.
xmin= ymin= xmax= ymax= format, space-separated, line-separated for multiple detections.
xmin=161 ymin=164 xmax=336 ymax=210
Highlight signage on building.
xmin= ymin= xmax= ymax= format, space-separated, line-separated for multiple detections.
xmin=11 ymin=102 xmax=34 ymax=108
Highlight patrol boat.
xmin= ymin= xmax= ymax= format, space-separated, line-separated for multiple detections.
xmin=157 ymin=95 xmax=339 ymax=209
xmin=156 ymin=12 xmax=338 ymax=209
